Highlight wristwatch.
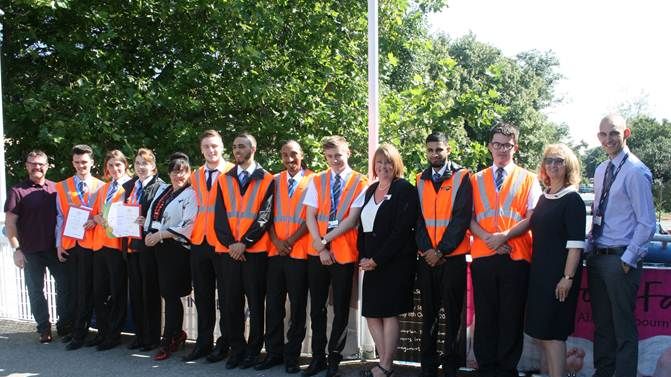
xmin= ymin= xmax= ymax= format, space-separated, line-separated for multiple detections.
xmin=563 ymin=275 xmax=574 ymax=280
xmin=320 ymin=238 xmax=327 ymax=246
xmin=434 ymin=249 xmax=443 ymax=258
xmin=14 ymin=247 xmax=22 ymax=252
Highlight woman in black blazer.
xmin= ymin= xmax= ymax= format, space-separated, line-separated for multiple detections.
xmin=122 ymin=148 xmax=165 ymax=351
xmin=357 ymin=144 xmax=419 ymax=377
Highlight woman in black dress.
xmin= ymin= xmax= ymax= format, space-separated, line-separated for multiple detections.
xmin=357 ymin=144 xmax=419 ymax=377
xmin=144 ymin=153 xmax=197 ymax=360
xmin=525 ymin=143 xmax=586 ymax=377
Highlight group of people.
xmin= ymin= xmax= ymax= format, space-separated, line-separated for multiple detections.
xmin=5 ymin=114 xmax=655 ymax=377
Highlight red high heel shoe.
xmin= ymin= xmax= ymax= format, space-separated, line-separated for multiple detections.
xmin=153 ymin=342 xmax=171 ymax=361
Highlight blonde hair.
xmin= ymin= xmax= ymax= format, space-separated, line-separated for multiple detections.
xmin=538 ymin=143 xmax=581 ymax=188
xmin=321 ymin=135 xmax=349 ymax=151
xmin=135 ymin=148 xmax=158 ymax=175
xmin=372 ymin=143 xmax=404 ymax=179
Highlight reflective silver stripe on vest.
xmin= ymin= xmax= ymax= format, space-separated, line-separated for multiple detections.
xmin=224 ymin=176 xmax=239 ymax=218
xmin=273 ymin=175 xmax=284 ymax=216
xmin=474 ymin=168 xmax=526 ymax=222
xmin=335 ymin=174 xmax=362 ymax=221
xmin=60 ymin=181 xmax=75 ymax=206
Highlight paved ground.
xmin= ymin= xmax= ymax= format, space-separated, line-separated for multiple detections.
xmin=0 ymin=319 xmax=482 ymax=377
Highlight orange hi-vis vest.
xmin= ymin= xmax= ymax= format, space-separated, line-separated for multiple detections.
xmin=471 ymin=165 xmax=536 ymax=262
xmin=91 ymin=180 xmax=127 ymax=251
xmin=311 ymin=169 xmax=368 ymax=264
xmin=55 ymin=176 xmax=104 ymax=250
xmin=416 ymin=169 xmax=471 ymax=256
xmin=191 ymin=163 xmax=235 ymax=248
xmin=269 ymin=170 xmax=314 ymax=259
xmin=214 ymin=170 xmax=274 ymax=253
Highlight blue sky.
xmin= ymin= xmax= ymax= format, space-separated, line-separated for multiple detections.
xmin=428 ymin=0 xmax=671 ymax=146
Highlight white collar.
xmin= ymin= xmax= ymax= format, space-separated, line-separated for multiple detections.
xmin=287 ymin=169 xmax=304 ymax=182
xmin=543 ymin=185 xmax=577 ymax=200
xmin=432 ymin=163 xmax=448 ymax=177
xmin=492 ymin=162 xmax=516 ymax=175
xmin=236 ymin=162 xmax=257 ymax=176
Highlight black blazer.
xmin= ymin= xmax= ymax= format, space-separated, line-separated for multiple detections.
xmin=357 ymin=178 xmax=419 ymax=266
xmin=121 ymin=175 xmax=165 ymax=252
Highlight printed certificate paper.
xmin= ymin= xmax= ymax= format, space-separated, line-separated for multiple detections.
xmin=106 ymin=202 xmax=141 ymax=238
xmin=63 ymin=206 xmax=91 ymax=240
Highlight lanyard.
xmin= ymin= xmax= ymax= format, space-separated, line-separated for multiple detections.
xmin=596 ymin=153 xmax=628 ymax=215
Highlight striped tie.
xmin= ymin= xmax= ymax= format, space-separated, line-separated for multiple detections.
xmin=239 ymin=171 xmax=249 ymax=187
xmin=329 ymin=174 xmax=342 ymax=221
xmin=288 ymin=178 xmax=296 ymax=198
xmin=495 ymin=168 xmax=505 ymax=191
xmin=106 ymin=181 xmax=119 ymax=204
xmin=134 ymin=180 xmax=143 ymax=202
xmin=432 ymin=172 xmax=441 ymax=183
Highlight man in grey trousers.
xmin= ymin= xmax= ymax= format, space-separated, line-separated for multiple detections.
xmin=587 ymin=113 xmax=656 ymax=377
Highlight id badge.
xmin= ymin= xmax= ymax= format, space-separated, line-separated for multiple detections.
xmin=328 ymin=220 xmax=339 ymax=229
xmin=593 ymin=216 xmax=602 ymax=226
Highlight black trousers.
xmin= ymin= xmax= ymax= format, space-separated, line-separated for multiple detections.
xmin=417 ymin=255 xmax=467 ymax=374
xmin=265 ymin=255 xmax=308 ymax=363
xmin=191 ymin=242 xmax=228 ymax=349
xmin=470 ymin=254 xmax=529 ymax=377
xmin=307 ymin=255 xmax=355 ymax=359
xmin=70 ymin=245 xmax=96 ymax=341
xmin=93 ymin=247 xmax=127 ymax=341
xmin=24 ymin=250 xmax=72 ymax=333
xmin=222 ymin=252 xmax=268 ymax=358
xmin=127 ymin=247 xmax=162 ymax=346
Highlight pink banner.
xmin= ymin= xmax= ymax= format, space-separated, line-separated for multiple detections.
xmin=573 ymin=268 xmax=671 ymax=340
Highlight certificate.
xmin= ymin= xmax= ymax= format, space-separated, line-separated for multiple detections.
xmin=105 ymin=202 xmax=141 ymax=238
xmin=63 ymin=206 xmax=91 ymax=240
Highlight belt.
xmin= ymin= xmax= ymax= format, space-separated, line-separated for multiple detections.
xmin=594 ymin=246 xmax=625 ymax=256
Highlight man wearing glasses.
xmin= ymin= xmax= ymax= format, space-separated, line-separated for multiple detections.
xmin=469 ymin=122 xmax=542 ymax=377
xmin=4 ymin=150 xmax=72 ymax=343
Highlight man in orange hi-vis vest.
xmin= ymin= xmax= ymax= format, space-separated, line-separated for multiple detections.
xmin=183 ymin=129 xmax=235 ymax=363
xmin=256 ymin=140 xmax=314 ymax=373
xmin=415 ymin=131 xmax=473 ymax=377
xmin=54 ymin=144 xmax=105 ymax=350
xmin=304 ymin=136 xmax=368 ymax=377
xmin=214 ymin=132 xmax=274 ymax=370
xmin=469 ymin=122 xmax=542 ymax=377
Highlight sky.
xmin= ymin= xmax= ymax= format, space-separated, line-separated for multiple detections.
xmin=428 ymin=0 xmax=671 ymax=146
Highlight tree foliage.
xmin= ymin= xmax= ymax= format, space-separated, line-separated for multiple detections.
xmin=3 ymin=0 xmax=564 ymax=184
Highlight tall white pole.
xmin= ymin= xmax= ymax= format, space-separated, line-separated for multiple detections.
xmin=0 ymin=10 xmax=6 ymax=223
xmin=359 ymin=0 xmax=379 ymax=360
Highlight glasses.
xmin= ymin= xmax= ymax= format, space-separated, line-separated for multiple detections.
xmin=26 ymin=161 xmax=47 ymax=168
xmin=490 ymin=142 xmax=515 ymax=151
xmin=543 ymin=157 xmax=566 ymax=166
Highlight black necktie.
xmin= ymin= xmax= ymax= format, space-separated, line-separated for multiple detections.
xmin=592 ymin=161 xmax=615 ymax=239
xmin=206 ymin=169 xmax=216 ymax=190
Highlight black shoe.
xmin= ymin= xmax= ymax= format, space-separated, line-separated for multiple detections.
xmin=56 ymin=322 xmax=73 ymax=337
xmin=206 ymin=341 xmax=229 ymax=363
xmin=325 ymin=354 xmax=342 ymax=377
xmin=61 ymin=334 xmax=73 ymax=343
xmin=97 ymin=338 xmax=120 ymax=351
xmin=127 ymin=337 xmax=143 ymax=350
xmin=225 ymin=353 xmax=244 ymax=369
xmin=66 ymin=340 xmax=84 ymax=351
xmin=141 ymin=342 xmax=160 ymax=352
xmin=286 ymin=362 xmax=301 ymax=374
xmin=84 ymin=334 xmax=104 ymax=347
xmin=182 ymin=345 xmax=212 ymax=362
xmin=255 ymin=354 xmax=284 ymax=370
xmin=240 ymin=354 xmax=259 ymax=369
xmin=302 ymin=357 xmax=327 ymax=377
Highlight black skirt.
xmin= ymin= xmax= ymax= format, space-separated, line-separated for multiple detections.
xmin=153 ymin=239 xmax=192 ymax=298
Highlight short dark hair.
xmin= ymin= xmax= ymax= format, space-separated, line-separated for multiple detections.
xmin=71 ymin=144 xmax=93 ymax=157
xmin=321 ymin=135 xmax=348 ymax=150
xmin=425 ymin=131 xmax=448 ymax=144
xmin=168 ymin=152 xmax=190 ymax=173
xmin=25 ymin=150 xmax=48 ymax=162
xmin=489 ymin=121 xmax=520 ymax=144
xmin=235 ymin=132 xmax=257 ymax=149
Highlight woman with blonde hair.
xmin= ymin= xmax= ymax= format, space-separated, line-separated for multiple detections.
xmin=525 ymin=143 xmax=586 ymax=377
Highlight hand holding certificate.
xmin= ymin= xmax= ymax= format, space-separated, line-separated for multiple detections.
xmin=105 ymin=202 xmax=141 ymax=238
xmin=63 ymin=206 xmax=92 ymax=240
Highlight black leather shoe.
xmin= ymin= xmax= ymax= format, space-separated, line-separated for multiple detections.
xmin=254 ymin=355 xmax=284 ymax=370
xmin=225 ymin=353 xmax=244 ymax=369
xmin=97 ymin=338 xmax=120 ymax=351
xmin=286 ymin=362 xmax=301 ymax=374
xmin=240 ymin=354 xmax=259 ymax=369
xmin=141 ymin=342 xmax=160 ymax=352
xmin=56 ymin=322 xmax=73 ymax=337
xmin=206 ymin=342 xmax=229 ymax=363
xmin=61 ymin=334 xmax=73 ymax=343
xmin=66 ymin=340 xmax=84 ymax=351
xmin=325 ymin=354 xmax=342 ymax=377
xmin=84 ymin=334 xmax=104 ymax=347
xmin=127 ymin=337 xmax=143 ymax=350
xmin=302 ymin=357 xmax=327 ymax=377
xmin=182 ymin=345 xmax=212 ymax=362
